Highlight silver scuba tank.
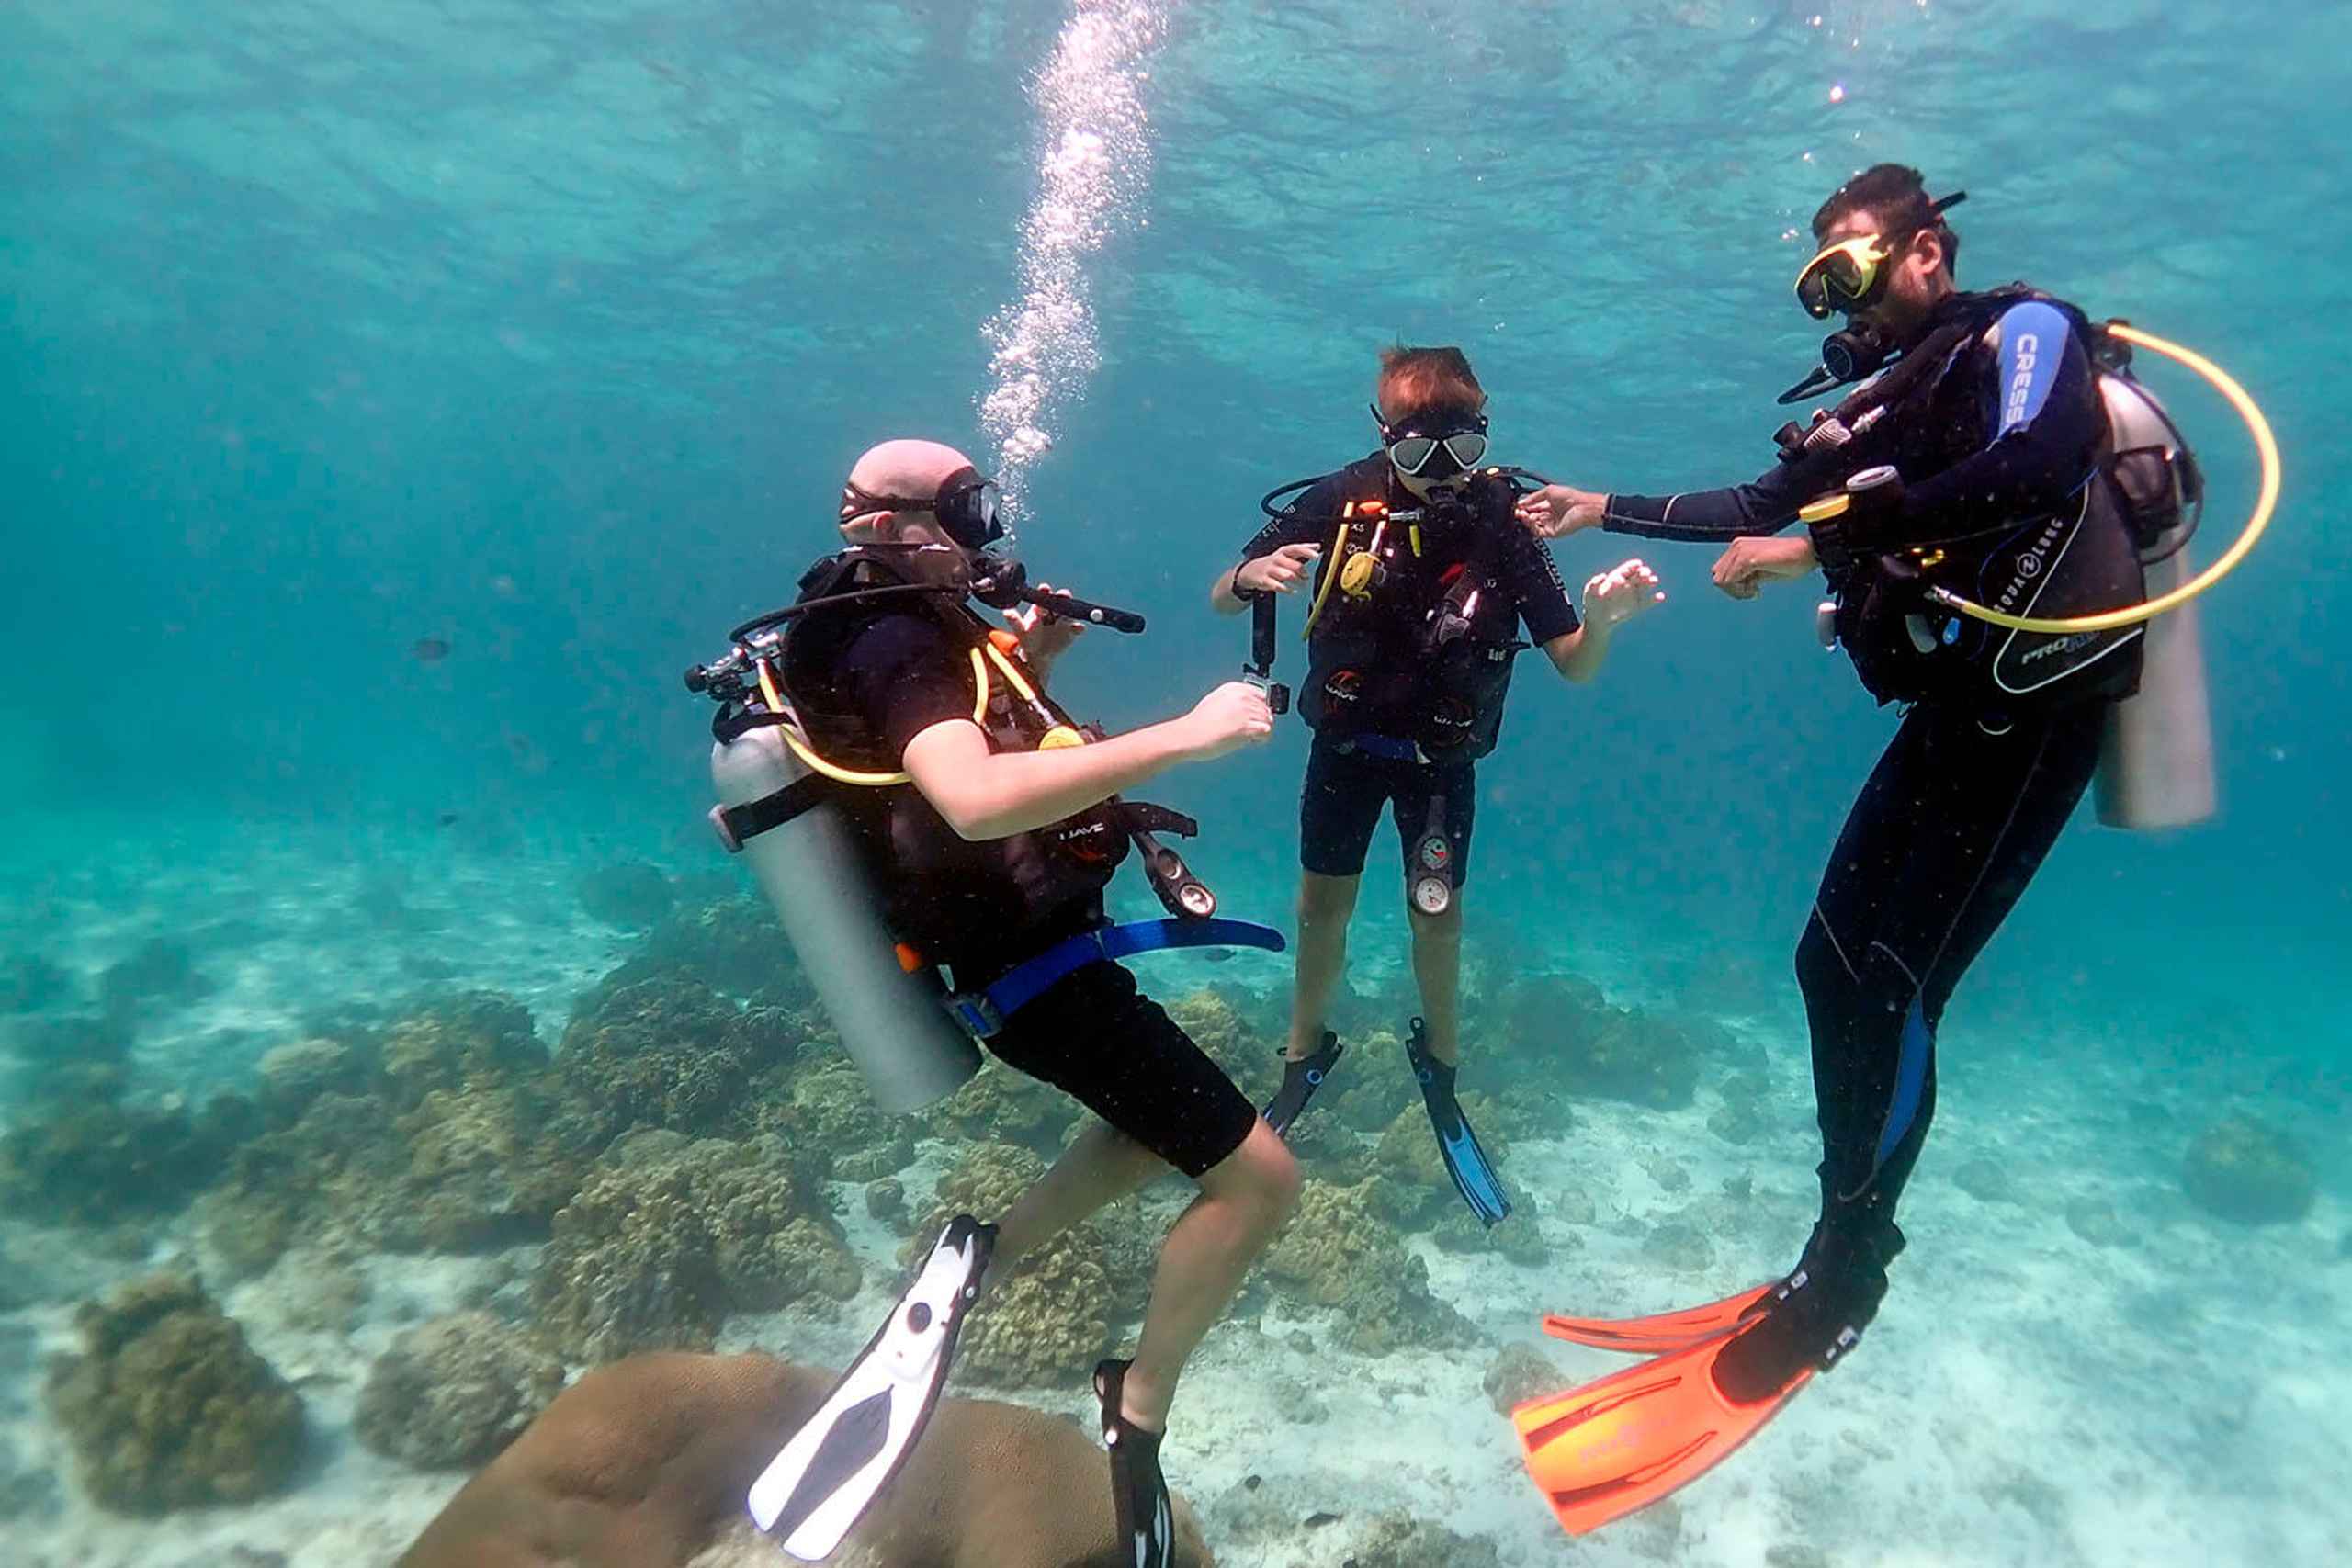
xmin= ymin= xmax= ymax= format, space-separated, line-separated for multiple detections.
xmin=2093 ymin=371 xmax=2216 ymax=830
xmin=710 ymin=722 xmax=980 ymax=1112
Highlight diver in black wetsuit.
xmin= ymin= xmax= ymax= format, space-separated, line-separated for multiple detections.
xmin=1510 ymin=165 xmax=2154 ymax=1525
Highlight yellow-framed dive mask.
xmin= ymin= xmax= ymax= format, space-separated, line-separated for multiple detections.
xmin=1794 ymin=188 xmax=1966 ymax=319
xmin=1795 ymin=234 xmax=1895 ymax=321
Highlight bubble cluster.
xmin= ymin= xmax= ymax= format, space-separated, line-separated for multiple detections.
xmin=978 ymin=0 xmax=1169 ymax=522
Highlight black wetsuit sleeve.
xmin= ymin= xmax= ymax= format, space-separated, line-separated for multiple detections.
xmin=1599 ymin=457 xmax=1816 ymax=543
xmin=839 ymin=614 xmax=981 ymax=762
xmin=1238 ymin=477 xmax=1342 ymax=565
xmin=1893 ymin=300 xmax=2102 ymax=546
xmin=1502 ymin=525 xmax=1581 ymax=641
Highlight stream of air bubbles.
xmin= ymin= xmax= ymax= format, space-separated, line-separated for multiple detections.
xmin=977 ymin=0 xmax=1170 ymax=524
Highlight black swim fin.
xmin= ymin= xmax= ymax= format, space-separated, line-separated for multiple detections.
xmin=747 ymin=1215 xmax=995 ymax=1560
xmin=1407 ymin=1017 xmax=1510 ymax=1225
xmin=1096 ymin=1358 xmax=1175 ymax=1568
xmin=1261 ymin=1031 xmax=1345 ymax=1138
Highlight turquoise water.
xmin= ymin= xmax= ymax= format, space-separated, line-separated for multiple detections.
xmin=2 ymin=3 xmax=2346 ymax=1564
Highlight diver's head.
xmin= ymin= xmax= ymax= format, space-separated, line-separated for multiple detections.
xmin=1800 ymin=164 xmax=1964 ymax=347
xmin=1373 ymin=344 xmax=1490 ymax=502
xmin=838 ymin=438 xmax=1007 ymax=581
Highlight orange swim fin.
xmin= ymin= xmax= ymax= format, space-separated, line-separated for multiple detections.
xmin=1511 ymin=1325 xmax=1811 ymax=1536
xmin=1540 ymin=1281 xmax=1778 ymax=1356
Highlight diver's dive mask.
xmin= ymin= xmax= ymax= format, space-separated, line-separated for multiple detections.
xmin=840 ymin=465 xmax=1007 ymax=552
xmin=1792 ymin=191 xmax=1966 ymax=321
xmin=1374 ymin=404 xmax=1489 ymax=481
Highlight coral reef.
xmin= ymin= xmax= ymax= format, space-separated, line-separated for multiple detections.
xmin=596 ymin=892 xmax=815 ymax=1011
xmin=197 ymin=990 xmax=587 ymax=1273
xmin=1498 ymin=972 xmax=1726 ymax=1110
xmin=577 ymin=860 xmax=678 ymax=929
xmin=550 ymin=977 xmax=801 ymax=1154
xmin=926 ymin=1059 xmax=1080 ymax=1157
xmin=1263 ymin=1179 xmax=1473 ymax=1355
xmin=254 ymin=1036 xmax=375 ymax=1124
xmin=44 ymin=1273 xmax=304 ymax=1514
xmin=355 ymin=1312 xmax=566 ymax=1470
xmin=0 ymin=1061 xmax=254 ymax=1226
xmin=2181 ymin=1115 xmax=2317 ymax=1225
xmin=748 ymin=1054 xmax=910 ymax=1182
xmin=379 ymin=991 xmax=548 ymax=1111
xmin=532 ymin=1131 xmax=857 ymax=1364
xmin=397 ymin=1353 xmax=1215 ymax=1568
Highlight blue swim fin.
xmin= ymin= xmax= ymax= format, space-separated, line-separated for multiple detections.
xmin=1407 ymin=1017 xmax=1510 ymax=1226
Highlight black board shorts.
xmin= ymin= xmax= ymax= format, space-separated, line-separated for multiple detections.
xmin=1298 ymin=738 xmax=1476 ymax=888
xmin=981 ymin=959 xmax=1257 ymax=1179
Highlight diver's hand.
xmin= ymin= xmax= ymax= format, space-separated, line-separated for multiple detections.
xmin=1517 ymin=484 xmax=1607 ymax=539
xmin=1233 ymin=543 xmax=1321 ymax=597
xmin=1176 ymin=682 xmax=1275 ymax=762
xmin=1582 ymin=558 xmax=1666 ymax=630
xmin=1712 ymin=536 xmax=1819 ymax=601
xmin=1003 ymin=583 xmax=1085 ymax=666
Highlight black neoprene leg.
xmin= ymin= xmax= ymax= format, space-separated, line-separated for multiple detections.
xmin=1718 ymin=702 xmax=2108 ymax=1400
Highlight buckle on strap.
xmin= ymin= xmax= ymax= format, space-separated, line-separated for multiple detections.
xmin=946 ymin=991 xmax=1007 ymax=1041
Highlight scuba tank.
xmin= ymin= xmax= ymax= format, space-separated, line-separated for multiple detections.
xmin=708 ymin=714 xmax=980 ymax=1111
xmin=2092 ymin=368 xmax=2214 ymax=829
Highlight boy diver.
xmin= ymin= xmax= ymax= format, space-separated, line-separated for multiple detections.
xmin=1511 ymin=166 xmax=2179 ymax=1530
xmin=1208 ymin=346 xmax=1662 ymax=1224
xmin=741 ymin=439 xmax=1298 ymax=1566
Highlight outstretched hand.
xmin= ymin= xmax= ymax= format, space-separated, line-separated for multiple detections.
xmin=1711 ymin=536 xmax=1819 ymax=601
xmin=1583 ymin=558 xmax=1667 ymax=631
xmin=1517 ymin=484 xmax=1607 ymax=540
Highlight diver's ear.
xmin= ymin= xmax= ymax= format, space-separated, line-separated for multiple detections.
xmin=1909 ymin=226 xmax=1947 ymax=284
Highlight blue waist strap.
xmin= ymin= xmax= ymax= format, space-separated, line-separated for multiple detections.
xmin=1340 ymin=732 xmax=1425 ymax=763
xmin=951 ymin=918 xmax=1287 ymax=1040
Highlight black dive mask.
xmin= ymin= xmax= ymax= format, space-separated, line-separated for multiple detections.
xmin=840 ymin=465 xmax=1007 ymax=552
xmin=1374 ymin=403 xmax=1489 ymax=481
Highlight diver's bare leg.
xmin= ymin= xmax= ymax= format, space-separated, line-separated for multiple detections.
xmin=1286 ymin=870 xmax=1361 ymax=1059
xmin=1408 ymin=897 xmax=1464 ymax=1067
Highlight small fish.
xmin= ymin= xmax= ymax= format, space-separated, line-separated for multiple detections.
xmin=412 ymin=637 xmax=452 ymax=662
xmin=1200 ymin=948 xmax=1233 ymax=964
xmin=437 ymin=811 xmax=461 ymax=828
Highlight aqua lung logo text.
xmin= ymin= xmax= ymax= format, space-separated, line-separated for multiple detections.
xmin=2005 ymin=333 xmax=2040 ymax=428
xmin=1994 ymin=515 xmax=2068 ymax=613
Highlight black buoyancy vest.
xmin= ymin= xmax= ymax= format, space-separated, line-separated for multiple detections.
xmin=1296 ymin=463 xmax=1527 ymax=759
xmin=1814 ymin=287 xmax=2145 ymax=711
xmin=777 ymin=551 xmax=1125 ymax=971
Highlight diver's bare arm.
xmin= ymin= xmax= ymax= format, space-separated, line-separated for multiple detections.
xmin=903 ymin=685 xmax=1270 ymax=840
xmin=1210 ymin=564 xmax=1249 ymax=615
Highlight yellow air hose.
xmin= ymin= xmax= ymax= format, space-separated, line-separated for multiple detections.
xmin=755 ymin=650 xmax=992 ymax=786
xmin=1924 ymin=323 xmax=2280 ymax=634
xmin=1299 ymin=520 xmax=1353 ymax=641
